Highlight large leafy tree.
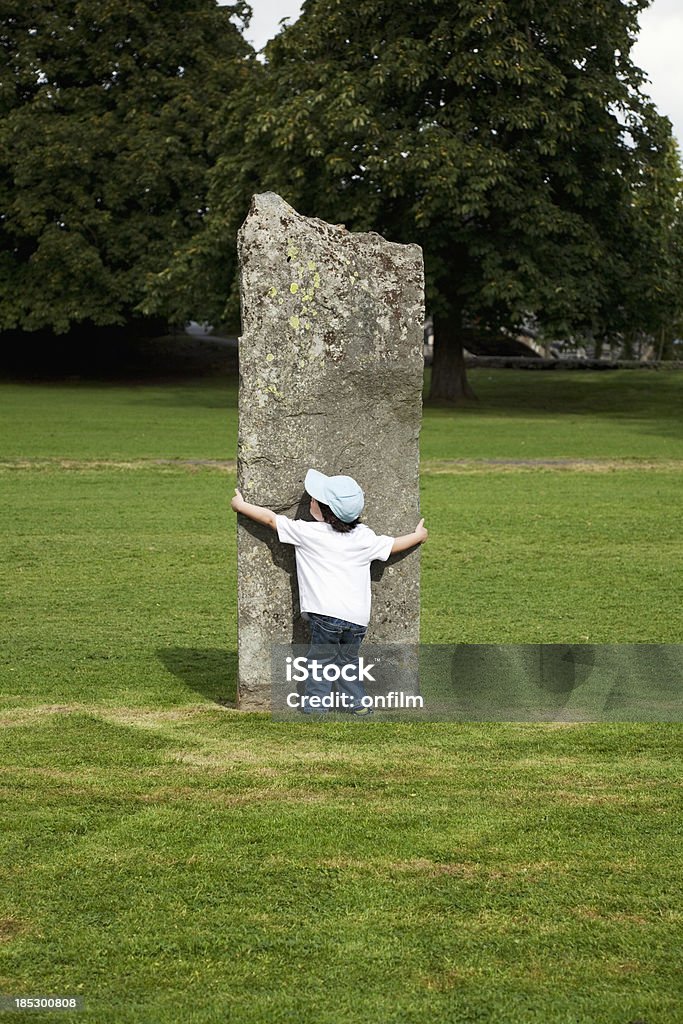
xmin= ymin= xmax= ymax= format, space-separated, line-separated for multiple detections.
xmin=0 ymin=0 xmax=252 ymax=336
xmin=155 ymin=0 xmax=679 ymax=399
xmin=616 ymin=132 xmax=683 ymax=357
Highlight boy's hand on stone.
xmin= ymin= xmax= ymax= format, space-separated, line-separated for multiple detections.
xmin=415 ymin=518 xmax=428 ymax=543
xmin=231 ymin=488 xmax=245 ymax=513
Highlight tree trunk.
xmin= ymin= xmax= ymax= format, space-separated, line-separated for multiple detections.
xmin=429 ymin=310 xmax=478 ymax=402
xmin=660 ymin=333 xmax=676 ymax=361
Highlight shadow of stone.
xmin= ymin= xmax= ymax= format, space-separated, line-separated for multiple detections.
xmin=157 ymin=647 xmax=238 ymax=707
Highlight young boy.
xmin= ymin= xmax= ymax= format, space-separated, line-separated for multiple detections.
xmin=231 ymin=468 xmax=427 ymax=716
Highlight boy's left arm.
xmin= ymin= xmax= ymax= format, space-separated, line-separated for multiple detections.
xmin=231 ymin=488 xmax=277 ymax=531
xmin=390 ymin=517 xmax=428 ymax=553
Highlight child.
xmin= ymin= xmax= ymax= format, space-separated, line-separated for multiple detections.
xmin=231 ymin=468 xmax=427 ymax=715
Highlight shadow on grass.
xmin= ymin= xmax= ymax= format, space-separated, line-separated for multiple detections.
xmin=423 ymin=366 xmax=683 ymax=429
xmin=124 ymin=379 xmax=238 ymax=409
xmin=157 ymin=647 xmax=237 ymax=708
xmin=0 ymin=330 xmax=238 ymax=384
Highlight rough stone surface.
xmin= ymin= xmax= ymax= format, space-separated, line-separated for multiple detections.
xmin=236 ymin=192 xmax=424 ymax=711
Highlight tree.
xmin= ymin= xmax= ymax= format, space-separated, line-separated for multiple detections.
xmin=616 ymin=131 xmax=683 ymax=355
xmin=155 ymin=0 xmax=679 ymax=399
xmin=0 ymin=0 xmax=252 ymax=336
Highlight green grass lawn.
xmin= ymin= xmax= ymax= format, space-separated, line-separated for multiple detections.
xmin=421 ymin=366 xmax=683 ymax=461
xmin=1 ymin=366 xmax=682 ymax=1023
xmin=1 ymin=366 xmax=682 ymax=461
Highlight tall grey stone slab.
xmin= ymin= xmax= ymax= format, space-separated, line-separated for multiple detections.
xmin=236 ymin=192 xmax=424 ymax=711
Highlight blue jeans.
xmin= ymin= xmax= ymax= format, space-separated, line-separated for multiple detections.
xmin=301 ymin=613 xmax=369 ymax=713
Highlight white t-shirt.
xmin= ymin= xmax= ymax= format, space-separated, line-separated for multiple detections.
xmin=275 ymin=515 xmax=394 ymax=627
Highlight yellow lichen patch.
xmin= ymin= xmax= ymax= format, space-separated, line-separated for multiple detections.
xmin=289 ymin=315 xmax=300 ymax=329
xmin=268 ymin=286 xmax=278 ymax=297
xmin=290 ymin=282 xmax=299 ymax=294
xmin=307 ymin=260 xmax=316 ymax=270
xmin=313 ymin=273 xmax=321 ymax=288
xmin=286 ymin=243 xmax=299 ymax=258
xmin=266 ymin=353 xmax=275 ymax=362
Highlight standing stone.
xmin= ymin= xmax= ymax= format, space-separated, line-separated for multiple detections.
xmin=236 ymin=192 xmax=424 ymax=711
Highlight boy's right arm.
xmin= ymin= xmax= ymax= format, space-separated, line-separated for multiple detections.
xmin=391 ymin=518 xmax=428 ymax=554
xmin=231 ymin=488 xmax=277 ymax=531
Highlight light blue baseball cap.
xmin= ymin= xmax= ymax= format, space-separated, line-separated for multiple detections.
xmin=304 ymin=468 xmax=365 ymax=523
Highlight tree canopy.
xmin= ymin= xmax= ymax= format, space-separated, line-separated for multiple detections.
xmin=0 ymin=0 xmax=252 ymax=335
xmin=151 ymin=0 xmax=681 ymax=398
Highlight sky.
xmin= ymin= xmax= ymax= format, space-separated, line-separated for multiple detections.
xmin=232 ymin=0 xmax=683 ymax=145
